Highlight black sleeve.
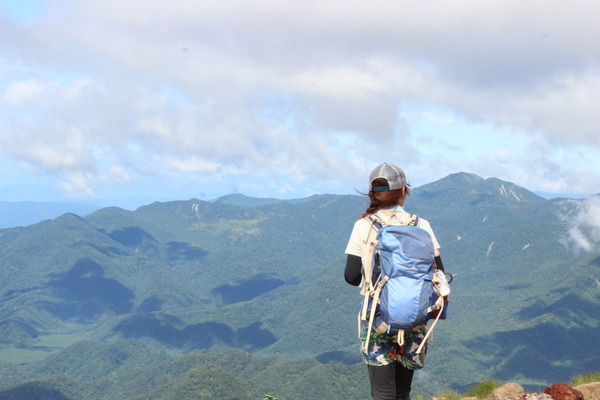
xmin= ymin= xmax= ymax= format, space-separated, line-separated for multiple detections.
xmin=435 ymin=255 xmax=445 ymax=272
xmin=344 ymin=254 xmax=362 ymax=286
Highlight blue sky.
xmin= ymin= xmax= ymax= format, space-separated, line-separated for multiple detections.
xmin=1 ymin=0 xmax=600 ymax=209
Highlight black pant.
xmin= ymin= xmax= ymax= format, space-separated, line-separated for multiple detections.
xmin=367 ymin=363 xmax=414 ymax=400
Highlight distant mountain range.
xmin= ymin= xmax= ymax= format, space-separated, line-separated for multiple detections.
xmin=0 ymin=194 xmax=331 ymax=229
xmin=0 ymin=201 xmax=102 ymax=228
xmin=1 ymin=172 xmax=599 ymax=400
xmin=0 ymin=185 xmax=586 ymax=230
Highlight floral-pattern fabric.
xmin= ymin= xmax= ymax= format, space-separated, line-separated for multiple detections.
xmin=359 ymin=321 xmax=428 ymax=370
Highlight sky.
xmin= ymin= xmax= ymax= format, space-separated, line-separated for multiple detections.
xmin=1 ymin=0 xmax=600 ymax=210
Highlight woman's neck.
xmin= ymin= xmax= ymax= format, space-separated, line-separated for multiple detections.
xmin=379 ymin=204 xmax=404 ymax=211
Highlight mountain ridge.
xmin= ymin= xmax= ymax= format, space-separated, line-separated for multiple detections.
xmin=0 ymin=201 xmax=103 ymax=229
xmin=415 ymin=172 xmax=545 ymax=204
xmin=1 ymin=172 xmax=592 ymax=229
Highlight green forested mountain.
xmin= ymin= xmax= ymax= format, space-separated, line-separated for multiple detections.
xmin=1 ymin=172 xmax=599 ymax=399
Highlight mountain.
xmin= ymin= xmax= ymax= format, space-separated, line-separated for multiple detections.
xmin=0 ymin=345 xmax=367 ymax=400
xmin=0 ymin=194 xmax=329 ymax=229
xmin=0 ymin=374 xmax=82 ymax=400
xmin=0 ymin=201 xmax=102 ymax=229
xmin=211 ymin=193 xmax=329 ymax=207
xmin=0 ymin=173 xmax=599 ymax=399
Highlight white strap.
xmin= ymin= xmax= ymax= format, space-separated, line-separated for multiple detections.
xmin=360 ymin=290 xmax=370 ymax=322
xmin=357 ymin=309 xmax=362 ymax=338
xmin=362 ymin=276 xmax=388 ymax=352
xmin=416 ymin=298 xmax=444 ymax=354
xmin=397 ymin=329 xmax=405 ymax=347
xmin=362 ymin=238 xmax=378 ymax=293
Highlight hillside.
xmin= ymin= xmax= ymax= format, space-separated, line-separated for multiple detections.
xmin=1 ymin=173 xmax=599 ymax=399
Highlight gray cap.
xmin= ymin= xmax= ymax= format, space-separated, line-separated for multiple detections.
xmin=369 ymin=163 xmax=407 ymax=192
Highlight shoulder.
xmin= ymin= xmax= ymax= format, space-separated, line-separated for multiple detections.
xmin=413 ymin=215 xmax=441 ymax=251
xmin=415 ymin=215 xmax=431 ymax=227
xmin=348 ymin=216 xmax=378 ymax=243
xmin=345 ymin=217 xmax=378 ymax=255
xmin=351 ymin=216 xmax=374 ymax=234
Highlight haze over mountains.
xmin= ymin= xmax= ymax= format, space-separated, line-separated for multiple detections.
xmin=1 ymin=172 xmax=599 ymax=400
xmin=0 ymin=201 xmax=102 ymax=229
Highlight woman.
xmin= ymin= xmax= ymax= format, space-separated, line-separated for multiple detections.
xmin=344 ymin=162 xmax=445 ymax=400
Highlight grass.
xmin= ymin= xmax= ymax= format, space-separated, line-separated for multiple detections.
xmin=431 ymin=379 xmax=501 ymax=400
xmin=570 ymin=370 xmax=600 ymax=386
xmin=465 ymin=378 xmax=502 ymax=399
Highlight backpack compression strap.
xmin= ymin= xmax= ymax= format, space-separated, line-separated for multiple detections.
xmin=417 ymin=297 xmax=445 ymax=354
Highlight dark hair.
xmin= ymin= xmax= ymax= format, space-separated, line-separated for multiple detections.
xmin=361 ymin=178 xmax=404 ymax=217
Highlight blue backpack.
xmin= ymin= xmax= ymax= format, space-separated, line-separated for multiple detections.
xmin=360 ymin=214 xmax=446 ymax=354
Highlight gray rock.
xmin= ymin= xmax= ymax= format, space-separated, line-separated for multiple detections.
xmin=574 ymin=382 xmax=600 ymax=399
xmin=493 ymin=383 xmax=525 ymax=399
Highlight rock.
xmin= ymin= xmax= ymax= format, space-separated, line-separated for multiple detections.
xmin=574 ymin=382 xmax=600 ymax=399
xmin=544 ymin=383 xmax=583 ymax=400
xmin=493 ymin=382 xmax=525 ymax=399
xmin=524 ymin=394 xmax=554 ymax=400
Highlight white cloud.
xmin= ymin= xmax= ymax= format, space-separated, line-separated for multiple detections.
xmin=166 ymin=156 xmax=219 ymax=174
xmin=106 ymin=169 xmax=134 ymax=188
xmin=1 ymin=0 xmax=600 ymax=200
xmin=2 ymin=80 xmax=45 ymax=105
xmin=58 ymin=171 xmax=97 ymax=198
xmin=560 ymin=196 xmax=600 ymax=252
xmin=487 ymin=71 xmax=600 ymax=145
xmin=494 ymin=149 xmax=511 ymax=162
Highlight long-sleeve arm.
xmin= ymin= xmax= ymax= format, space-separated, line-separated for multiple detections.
xmin=344 ymin=254 xmax=362 ymax=286
xmin=435 ymin=255 xmax=445 ymax=272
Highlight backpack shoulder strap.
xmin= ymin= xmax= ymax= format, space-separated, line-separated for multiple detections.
xmin=359 ymin=214 xmax=384 ymax=318
xmin=408 ymin=214 xmax=419 ymax=226
xmin=367 ymin=214 xmax=385 ymax=230
xmin=362 ymin=215 xmax=382 ymax=289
